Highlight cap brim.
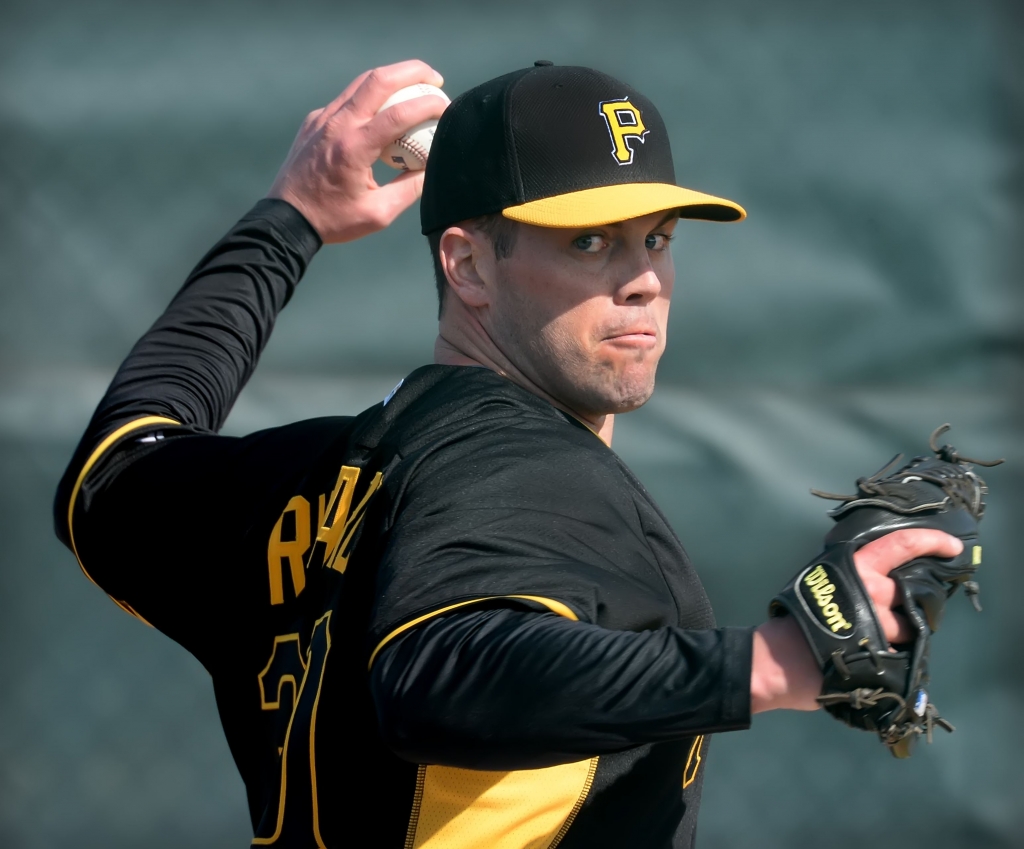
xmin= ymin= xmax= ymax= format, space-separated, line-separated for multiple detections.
xmin=501 ymin=182 xmax=745 ymax=227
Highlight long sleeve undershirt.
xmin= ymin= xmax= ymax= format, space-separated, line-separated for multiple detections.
xmin=372 ymin=607 xmax=751 ymax=769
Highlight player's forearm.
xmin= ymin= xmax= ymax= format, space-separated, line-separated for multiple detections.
xmin=749 ymin=616 xmax=823 ymax=713
xmin=370 ymin=607 xmax=753 ymax=770
xmin=88 ymin=198 xmax=319 ymax=434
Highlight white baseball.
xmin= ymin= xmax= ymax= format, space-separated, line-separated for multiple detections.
xmin=376 ymin=84 xmax=450 ymax=172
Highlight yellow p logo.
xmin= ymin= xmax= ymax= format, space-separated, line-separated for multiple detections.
xmin=599 ymin=98 xmax=648 ymax=165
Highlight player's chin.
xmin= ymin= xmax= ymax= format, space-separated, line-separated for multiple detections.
xmin=613 ymin=380 xmax=657 ymax=413
xmin=591 ymin=364 xmax=659 ymax=414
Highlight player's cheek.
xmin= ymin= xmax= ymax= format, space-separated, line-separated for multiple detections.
xmin=656 ymin=248 xmax=675 ymax=290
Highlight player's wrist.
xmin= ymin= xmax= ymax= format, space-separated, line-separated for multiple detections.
xmin=750 ymin=617 xmax=822 ymax=714
xmin=264 ymin=185 xmax=327 ymax=242
xmin=250 ymin=196 xmax=324 ymax=259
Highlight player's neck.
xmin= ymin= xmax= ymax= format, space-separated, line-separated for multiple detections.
xmin=432 ymin=333 xmax=614 ymax=446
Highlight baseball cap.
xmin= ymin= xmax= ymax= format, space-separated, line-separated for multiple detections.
xmin=420 ymin=61 xmax=745 ymax=234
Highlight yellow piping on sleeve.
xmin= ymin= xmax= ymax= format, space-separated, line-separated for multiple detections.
xmin=368 ymin=594 xmax=579 ymax=670
xmin=508 ymin=595 xmax=578 ymax=621
xmin=66 ymin=415 xmax=180 ymax=622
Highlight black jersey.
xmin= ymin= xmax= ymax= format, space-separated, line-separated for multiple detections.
xmin=55 ymin=201 xmax=753 ymax=849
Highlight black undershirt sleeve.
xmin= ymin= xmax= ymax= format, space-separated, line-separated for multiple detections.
xmin=54 ymin=198 xmax=321 ymax=548
xmin=371 ymin=608 xmax=754 ymax=770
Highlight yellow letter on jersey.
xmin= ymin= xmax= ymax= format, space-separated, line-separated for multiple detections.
xmin=316 ymin=465 xmax=383 ymax=574
xmin=267 ymin=495 xmax=311 ymax=605
xmin=599 ymin=99 xmax=648 ymax=165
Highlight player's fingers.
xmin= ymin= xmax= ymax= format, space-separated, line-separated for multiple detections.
xmin=876 ymin=605 xmax=915 ymax=644
xmin=322 ymin=69 xmax=375 ymax=116
xmin=856 ymin=564 xmax=899 ymax=610
xmin=853 ymin=528 xmax=963 ymax=577
xmin=368 ymin=170 xmax=426 ymax=227
xmin=362 ymin=94 xmax=449 ymax=152
xmin=854 ymin=564 xmax=913 ymax=641
xmin=300 ymin=106 xmax=327 ymax=133
xmin=342 ymin=60 xmax=444 ymax=118
xmin=854 ymin=566 xmax=912 ymax=640
xmin=854 ymin=534 xmax=936 ymax=644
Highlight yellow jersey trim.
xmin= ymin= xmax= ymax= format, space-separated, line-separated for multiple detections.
xmin=66 ymin=415 xmax=180 ymax=623
xmin=368 ymin=594 xmax=579 ymax=670
xmin=502 ymin=182 xmax=746 ymax=227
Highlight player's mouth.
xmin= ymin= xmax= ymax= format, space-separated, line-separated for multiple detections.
xmin=601 ymin=326 xmax=659 ymax=350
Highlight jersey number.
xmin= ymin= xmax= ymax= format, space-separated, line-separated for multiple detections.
xmin=252 ymin=612 xmax=332 ymax=847
xmin=683 ymin=735 xmax=704 ymax=789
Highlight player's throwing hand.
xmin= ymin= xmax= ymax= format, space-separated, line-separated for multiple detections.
xmin=267 ymin=59 xmax=448 ymax=244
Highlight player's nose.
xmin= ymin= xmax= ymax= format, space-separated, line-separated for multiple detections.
xmin=615 ymin=255 xmax=662 ymax=305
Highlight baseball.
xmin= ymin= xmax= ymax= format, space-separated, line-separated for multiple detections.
xmin=376 ymin=83 xmax=450 ymax=171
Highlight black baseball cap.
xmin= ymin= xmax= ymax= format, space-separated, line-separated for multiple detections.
xmin=420 ymin=62 xmax=745 ymax=235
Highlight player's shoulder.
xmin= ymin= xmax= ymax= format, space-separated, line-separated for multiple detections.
xmin=389 ymin=364 xmax=606 ymax=457
xmin=377 ymin=365 xmax=625 ymax=513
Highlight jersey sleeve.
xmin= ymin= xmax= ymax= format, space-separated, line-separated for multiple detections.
xmin=52 ymin=199 xmax=328 ymax=661
xmin=72 ymin=419 xmax=355 ymax=661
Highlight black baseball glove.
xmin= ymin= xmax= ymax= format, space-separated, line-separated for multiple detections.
xmin=769 ymin=425 xmax=1001 ymax=758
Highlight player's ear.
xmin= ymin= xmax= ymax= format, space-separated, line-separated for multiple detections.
xmin=439 ymin=226 xmax=493 ymax=308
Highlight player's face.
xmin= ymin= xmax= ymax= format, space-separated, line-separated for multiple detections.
xmin=490 ymin=210 xmax=677 ymax=419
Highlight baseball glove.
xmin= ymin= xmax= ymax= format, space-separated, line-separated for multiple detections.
xmin=769 ymin=425 xmax=1001 ymax=758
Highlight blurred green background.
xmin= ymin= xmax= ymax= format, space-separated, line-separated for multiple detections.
xmin=1 ymin=0 xmax=1021 ymax=846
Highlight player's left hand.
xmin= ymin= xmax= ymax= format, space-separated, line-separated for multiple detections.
xmin=267 ymin=59 xmax=448 ymax=244
xmin=751 ymin=528 xmax=963 ymax=714
xmin=852 ymin=528 xmax=963 ymax=644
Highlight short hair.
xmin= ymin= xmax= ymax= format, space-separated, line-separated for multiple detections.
xmin=426 ymin=214 xmax=519 ymax=318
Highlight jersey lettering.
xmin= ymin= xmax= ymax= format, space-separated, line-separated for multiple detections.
xmin=266 ymin=465 xmax=384 ymax=605
xmin=267 ymin=496 xmax=311 ymax=605
xmin=314 ymin=465 xmax=360 ymax=572
xmin=308 ymin=466 xmax=383 ymax=575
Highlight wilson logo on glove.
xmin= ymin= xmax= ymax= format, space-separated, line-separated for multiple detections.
xmin=799 ymin=565 xmax=854 ymax=634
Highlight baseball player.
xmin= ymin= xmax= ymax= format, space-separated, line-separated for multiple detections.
xmin=55 ymin=60 xmax=964 ymax=848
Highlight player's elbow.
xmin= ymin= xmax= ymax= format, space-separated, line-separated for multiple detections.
xmin=369 ymin=624 xmax=525 ymax=768
xmin=369 ymin=608 xmax=589 ymax=769
xmin=369 ymin=638 xmax=469 ymax=763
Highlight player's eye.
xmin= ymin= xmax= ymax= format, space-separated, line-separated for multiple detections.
xmin=572 ymin=234 xmax=609 ymax=253
xmin=646 ymin=233 xmax=673 ymax=251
